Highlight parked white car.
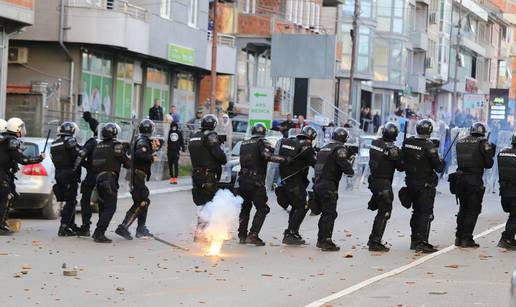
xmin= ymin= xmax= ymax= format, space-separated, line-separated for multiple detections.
xmin=13 ymin=137 xmax=61 ymax=219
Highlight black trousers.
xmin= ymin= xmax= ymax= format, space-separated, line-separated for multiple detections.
xmin=95 ymin=173 xmax=118 ymax=233
xmin=501 ymin=196 xmax=516 ymax=240
xmin=191 ymin=171 xmax=219 ymax=207
xmin=314 ymin=179 xmax=338 ymax=241
xmin=0 ymin=173 xmax=14 ymax=225
xmin=407 ymin=184 xmax=436 ymax=243
xmin=125 ymin=171 xmax=150 ymax=228
xmin=456 ymin=182 xmax=485 ymax=240
xmin=79 ymin=172 xmax=96 ymax=228
xmin=55 ymin=170 xmax=79 ymax=227
xmin=368 ymin=179 xmax=393 ymax=242
xmin=238 ymin=176 xmax=269 ymax=236
xmin=168 ymin=154 xmax=179 ymax=178
xmin=283 ymin=178 xmax=308 ymax=233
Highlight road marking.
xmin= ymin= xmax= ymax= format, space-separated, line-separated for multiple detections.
xmin=118 ymin=185 xmax=192 ymax=199
xmin=305 ymin=223 xmax=506 ymax=307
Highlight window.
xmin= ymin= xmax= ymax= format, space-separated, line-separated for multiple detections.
xmin=244 ymin=0 xmax=256 ymax=14
xmin=342 ymin=0 xmax=372 ymax=18
xmin=188 ymin=0 xmax=198 ymax=27
xmin=373 ymin=39 xmax=405 ymax=84
xmin=160 ymin=0 xmax=171 ymax=19
xmin=374 ymin=39 xmax=389 ymax=81
xmin=81 ymin=51 xmax=113 ymax=119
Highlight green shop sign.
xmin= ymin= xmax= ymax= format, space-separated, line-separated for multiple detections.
xmin=167 ymin=44 xmax=194 ymax=66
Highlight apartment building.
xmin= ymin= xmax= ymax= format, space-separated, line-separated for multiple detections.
xmin=0 ymin=0 xmax=34 ymax=118
xmin=6 ymin=0 xmax=236 ymax=124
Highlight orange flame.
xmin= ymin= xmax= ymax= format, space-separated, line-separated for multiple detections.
xmin=207 ymin=240 xmax=223 ymax=256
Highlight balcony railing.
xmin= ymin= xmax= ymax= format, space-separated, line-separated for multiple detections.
xmin=66 ymin=0 xmax=147 ymax=21
xmin=207 ymin=31 xmax=236 ymax=48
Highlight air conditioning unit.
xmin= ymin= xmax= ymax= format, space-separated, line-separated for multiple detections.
xmin=425 ymin=57 xmax=434 ymax=69
xmin=8 ymin=47 xmax=29 ymax=64
xmin=429 ymin=13 xmax=437 ymax=25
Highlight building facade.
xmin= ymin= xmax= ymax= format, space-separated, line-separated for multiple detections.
xmin=6 ymin=0 xmax=236 ymax=126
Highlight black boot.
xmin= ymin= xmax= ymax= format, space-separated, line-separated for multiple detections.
xmin=414 ymin=242 xmax=438 ymax=254
xmin=92 ymin=229 xmax=112 ymax=243
xmin=136 ymin=225 xmax=152 ymax=238
xmin=457 ymin=237 xmax=480 ymax=248
xmin=238 ymin=233 xmax=247 ymax=244
xmin=76 ymin=225 xmax=91 ymax=237
xmin=0 ymin=224 xmax=14 ymax=236
xmin=368 ymin=240 xmax=390 ymax=252
xmin=58 ymin=225 xmax=76 ymax=237
xmin=282 ymin=230 xmax=305 ymax=245
xmin=316 ymin=238 xmax=340 ymax=251
xmin=497 ymin=238 xmax=516 ymax=251
xmin=115 ymin=224 xmax=133 ymax=240
xmin=246 ymin=232 xmax=265 ymax=246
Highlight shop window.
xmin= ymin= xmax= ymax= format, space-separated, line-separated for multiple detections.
xmin=173 ymin=72 xmax=196 ymax=124
xmin=80 ymin=51 xmax=113 ymax=120
xmin=115 ymin=61 xmax=134 ymax=119
xmin=145 ymin=67 xmax=170 ymax=119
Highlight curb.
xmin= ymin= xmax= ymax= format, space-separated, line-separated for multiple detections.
xmin=118 ymin=185 xmax=193 ymax=200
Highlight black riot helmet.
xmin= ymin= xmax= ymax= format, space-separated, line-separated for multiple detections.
xmin=251 ymin=122 xmax=267 ymax=137
xmin=416 ymin=119 xmax=433 ymax=139
xmin=331 ymin=127 xmax=349 ymax=143
xmin=299 ymin=126 xmax=317 ymax=141
xmin=139 ymin=119 xmax=155 ymax=137
xmin=58 ymin=121 xmax=79 ymax=137
xmin=101 ymin=123 xmax=120 ymax=140
xmin=470 ymin=122 xmax=487 ymax=137
xmin=382 ymin=122 xmax=399 ymax=142
xmin=201 ymin=114 xmax=218 ymax=131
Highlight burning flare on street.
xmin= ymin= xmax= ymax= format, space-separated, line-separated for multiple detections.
xmin=199 ymin=189 xmax=242 ymax=256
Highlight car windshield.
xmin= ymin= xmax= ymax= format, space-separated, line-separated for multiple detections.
xmin=232 ymin=121 xmax=248 ymax=133
xmin=22 ymin=142 xmax=39 ymax=156
xmin=231 ymin=141 xmax=241 ymax=156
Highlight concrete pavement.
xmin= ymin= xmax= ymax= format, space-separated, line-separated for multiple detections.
xmin=0 ymin=182 xmax=514 ymax=307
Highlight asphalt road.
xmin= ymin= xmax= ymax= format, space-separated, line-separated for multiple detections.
xmin=0 ymin=182 xmax=514 ymax=307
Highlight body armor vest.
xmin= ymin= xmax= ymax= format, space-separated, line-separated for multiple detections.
xmin=50 ymin=136 xmax=75 ymax=170
xmin=498 ymin=147 xmax=516 ymax=183
xmin=369 ymin=138 xmax=396 ymax=181
xmin=314 ymin=142 xmax=344 ymax=183
xmin=457 ymin=135 xmax=485 ymax=175
xmin=91 ymin=140 xmax=123 ymax=175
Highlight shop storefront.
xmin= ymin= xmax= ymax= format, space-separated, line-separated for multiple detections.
xmin=173 ymin=71 xmax=196 ymax=123
xmin=80 ymin=50 xmax=113 ymax=121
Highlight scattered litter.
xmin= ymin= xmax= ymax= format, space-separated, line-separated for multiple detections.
xmin=261 ymin=273 xmax=273 ymax=277
xmin=444 ymin=264 xmax=460 ymax=269
xmin=429 ymin=291 xmax=447 ymax=295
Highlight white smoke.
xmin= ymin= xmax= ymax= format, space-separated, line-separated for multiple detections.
xmin=199 ymin=189 xmax=243 ymax=255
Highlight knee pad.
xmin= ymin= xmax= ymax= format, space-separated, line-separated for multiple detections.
xmin=428 ymin=214 xmax=434 ymax=222
xmin=384 ymin=211 xmax=391 ymax=220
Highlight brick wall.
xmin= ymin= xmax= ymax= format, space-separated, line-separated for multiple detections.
xmin=0 ymin=0 xmax=33 ymax=9
xmin=198 ymin=76 xmax=233 ymax=110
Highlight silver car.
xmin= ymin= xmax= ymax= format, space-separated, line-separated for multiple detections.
xmin=512 ymin=269 xmax=516 ymax=307
xmin=13 ymin=137 xmax=61 ymax=219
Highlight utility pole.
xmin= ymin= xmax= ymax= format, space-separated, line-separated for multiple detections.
xmin=452 ymin=0 xmax=462 ymax=114
xmin=210 ymin=0 xmax=218 ymax=114
xmin=348 ymin=0 xmax=360 ymax=122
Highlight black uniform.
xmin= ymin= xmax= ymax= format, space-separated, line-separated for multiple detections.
xmin=279 ymin=136 xmax=316 ymax=239
xmin=78 ymin=137 xmax=97 ymax=232
xmin=367 ymin=138 xmax=403 ymax=247
xmin=455 ymin=135 xmax=494 ymax=243
xmin=0 ymin=134 xmax=43 ymax=234
xmin=91 ymin=139 xmax=129 ymax=238
xmin=51 ymin=135 xmax=82 ymax=232
xmin=313 ymin=141 xmax=354 ymax=243
xmin=497 ymin=146 xmax=516 ymax=247
xmin=188 ymin=130 xmax=227 ymax=207
xmin=120 ymin=135 xmax=155 ymax=233
xmin=237 ymin=136 xmax=285 ymax=243
xmin=167 ymin=123 xmax=185 ymax=179
xmin=402 ymin=136 xmax=444 ymax=247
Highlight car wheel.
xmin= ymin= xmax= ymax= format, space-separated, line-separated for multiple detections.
xmin=41 ymin=192 xmax=62 ymax=220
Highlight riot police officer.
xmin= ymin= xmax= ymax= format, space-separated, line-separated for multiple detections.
xmin=497 ymin=132 xmax=516 ymax=250
xmin=237 ymin=123 xmax=288 ymax=246
xmin=116 ymin=119 xmax=159 ymax=240
xmin=367 ymin=122 xmax=403 ymax=252
xmin=0 ymin=118 xmax=44 ymax=235
xmin=90 ymin=123 xmax=130 ymax=243
xmin=51 ymin=122 xmax=82 ymax=236
xmin=279 ymin=126 xmax=317 ymax=245
xmin=188 ymin=114 xmax=227 ymax=242
xmin=455 ymin=122 xmax=495 ymax=248
xmin=313 ymin=127 xmax=354 ymax=251
xmin=402 ymin=119 xmax=444 ymax=253
xmin=74 ymin=112 xmax=99 ymax=237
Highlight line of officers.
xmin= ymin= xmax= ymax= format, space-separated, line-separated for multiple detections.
xmin=190 ymin=115 xmax=516 ymax=253
xmin=0 ymin=113 xmax=163 ymax=243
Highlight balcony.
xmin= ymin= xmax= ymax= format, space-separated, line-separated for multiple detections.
xmin=64 ymin=0 xmax=149 ymax=54
xmin=0 ymin=0 xmax=34 ymax=25
xmin=415 ymin=0 xmax=431 ymax=5
xmin=411 ymin=31 xmax=428 ymax=51
xmin=206 ymin=31 xmax=237 ymax=74
xmin=408 ymin=74 xmax=426 ymax=94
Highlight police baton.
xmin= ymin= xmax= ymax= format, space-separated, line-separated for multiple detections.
xmin=150 ymin=234 xmax=189 ymax=251
xmin=42 ymin=129 xmax=51 ymax=153
xmin=442 ymin=132 xmax=460 ymax=161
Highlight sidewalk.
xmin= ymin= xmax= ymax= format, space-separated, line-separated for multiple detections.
xmin=118 ymin=176 xmax=192 ymax=199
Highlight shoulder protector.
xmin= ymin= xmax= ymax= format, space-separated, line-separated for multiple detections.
xmin=205 ymin=132 xmax=220 ymax=146
xmin=65 ymin=137 xmax=78 ymax=149
xmin=113 ymin=142 xmax=125 ymax=156
xmin=8 ymin=138 xmax=21 ymax=150
xmin=336 ymin=147 xmax=349 ymax=160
